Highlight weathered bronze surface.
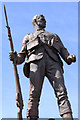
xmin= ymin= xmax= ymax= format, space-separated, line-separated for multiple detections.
xmin=9 ymin=14 xmax=76 ymax=120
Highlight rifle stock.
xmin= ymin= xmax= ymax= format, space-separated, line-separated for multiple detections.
xmin=4 ymin=5 xmax=24 ymax=120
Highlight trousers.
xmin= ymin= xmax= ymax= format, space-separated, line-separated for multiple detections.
xmin=27 ymin=52 xmax=72 ymax=118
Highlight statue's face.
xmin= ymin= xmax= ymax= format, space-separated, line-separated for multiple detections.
xmin=36 ymin=15 xmax=46 ymax=28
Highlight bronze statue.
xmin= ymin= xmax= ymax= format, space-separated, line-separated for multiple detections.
xmin=9 ymin=14 xmax=76 ymax=120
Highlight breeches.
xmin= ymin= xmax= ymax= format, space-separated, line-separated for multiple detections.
xmin=27 ymin=53 xmax=72 ymax=118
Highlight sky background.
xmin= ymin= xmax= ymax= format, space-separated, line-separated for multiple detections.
xmin=1 ymin=1 xmax=78 ymax=119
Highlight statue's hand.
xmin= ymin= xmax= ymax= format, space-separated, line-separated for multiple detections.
xmin=70 ymin=54 xmax=76 ymax=62
xmin=66 ymin=54 xmax=76 ymax=65
xmin=9 ymin=51 xmax=17 ymax=62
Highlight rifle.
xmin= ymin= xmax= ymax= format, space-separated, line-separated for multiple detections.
xmin=4 ymin=5 xmax=24 ymax=120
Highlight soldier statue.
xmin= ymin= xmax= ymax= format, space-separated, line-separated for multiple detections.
xmin=9 ymin=14 xmax=76 ymax=120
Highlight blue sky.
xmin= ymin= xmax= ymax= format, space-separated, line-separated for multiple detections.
xmin=1 ymin=2 xmax=78 ymax=119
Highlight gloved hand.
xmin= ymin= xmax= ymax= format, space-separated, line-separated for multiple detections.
xmin=9 ymin=51 xmax=17 ymax=62
xmin=66 ymin=54 xmax=76 ymax=65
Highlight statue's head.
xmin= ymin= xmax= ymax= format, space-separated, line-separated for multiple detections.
xmin=32 ymin=14 xmax=46 ymax=29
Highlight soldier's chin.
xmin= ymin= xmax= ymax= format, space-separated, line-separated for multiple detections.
xmin=39 ymin=24 xmax=46 ymax=28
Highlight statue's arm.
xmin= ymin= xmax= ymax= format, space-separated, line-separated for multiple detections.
xmin=9 ymin=35 xmax=28 ymax=65
xmin=55 ymin=34 xmax=76 ymax=65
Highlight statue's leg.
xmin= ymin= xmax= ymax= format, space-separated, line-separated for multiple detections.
xmin=27 ymin=59 xmax=45 ymax=119
xmin=46 ymin=57 xmax=73 ymax=119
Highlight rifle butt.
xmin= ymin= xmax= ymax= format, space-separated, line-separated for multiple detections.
xmin=17 ymin=109 xmax=23 ymax=120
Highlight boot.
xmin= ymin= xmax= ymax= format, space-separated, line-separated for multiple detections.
xmin=27 ymin=117 xmax=38 ymax=120
xmin=63 ymin=113 xmax=73 ymax=120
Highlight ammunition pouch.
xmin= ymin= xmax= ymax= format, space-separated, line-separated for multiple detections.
xmin=23 ymin=62 xmax=30 ymax=78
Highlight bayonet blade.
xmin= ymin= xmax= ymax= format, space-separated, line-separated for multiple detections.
xmin=4 ymin=5 xmax=9 ymax=27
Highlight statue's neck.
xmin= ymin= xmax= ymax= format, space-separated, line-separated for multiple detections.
xmin=34 ymin=26 xmax=45 ymax=32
